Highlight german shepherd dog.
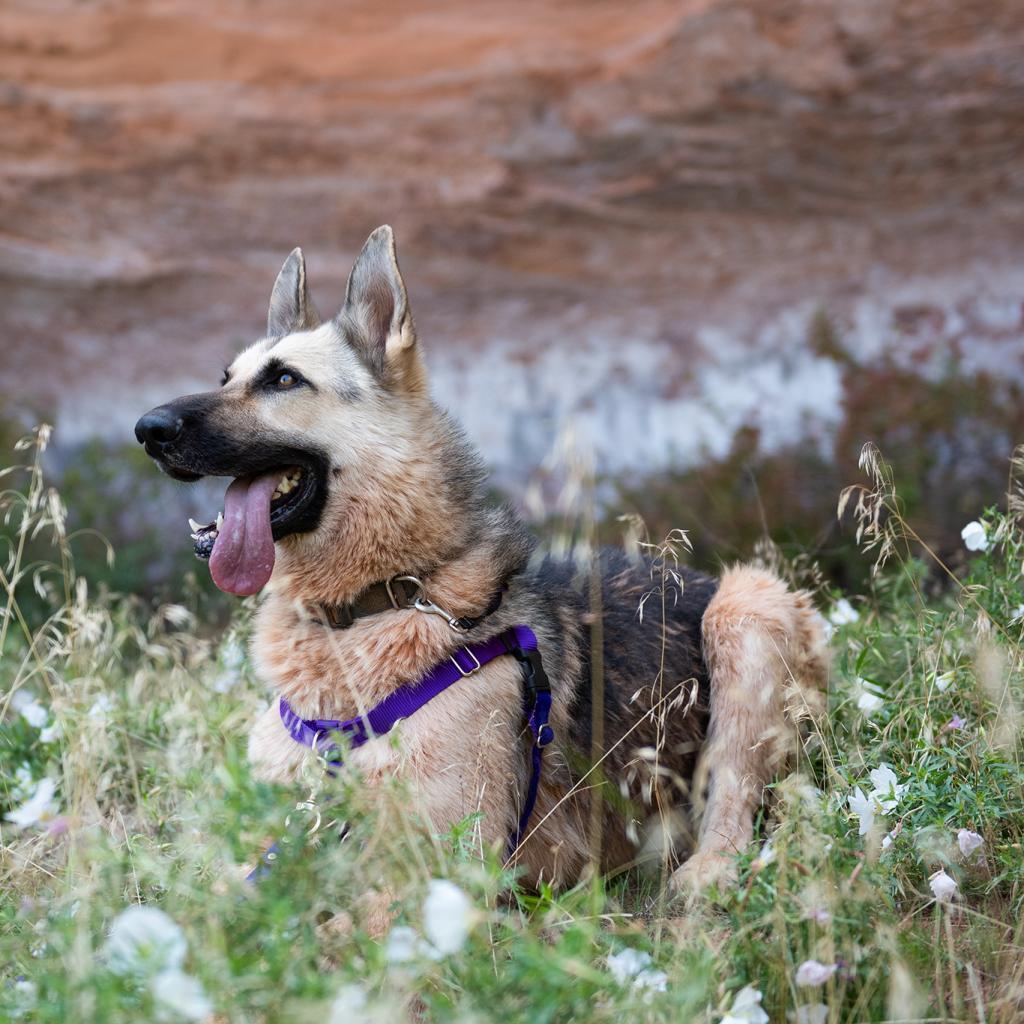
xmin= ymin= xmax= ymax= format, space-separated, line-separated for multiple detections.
xmin=135 ymin=227 xmax=827 ymax=922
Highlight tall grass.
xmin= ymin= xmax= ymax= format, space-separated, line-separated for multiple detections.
xmin=1 ymin=426 xmax=1022 ymax=1022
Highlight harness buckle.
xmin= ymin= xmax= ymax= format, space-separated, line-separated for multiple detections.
xmin=515 ymin=648 xmax=551 ymax=701
xmin=450 ymin=646 xmax=482 ymax=676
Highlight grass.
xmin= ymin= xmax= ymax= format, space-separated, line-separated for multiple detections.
xmin=1 ymin=424 xmax=1023 ymax=1023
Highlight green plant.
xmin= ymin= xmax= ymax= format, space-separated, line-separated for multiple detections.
xmin=1 ymin=429 xmax=1022 ymax=1023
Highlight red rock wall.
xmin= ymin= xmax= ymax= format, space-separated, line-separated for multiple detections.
xmin=1 ymin=0 xmax=1022 ymax=473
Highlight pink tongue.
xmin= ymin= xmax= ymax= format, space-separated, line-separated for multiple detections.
xmin=209 ymin=473 xmax=282 ymax=596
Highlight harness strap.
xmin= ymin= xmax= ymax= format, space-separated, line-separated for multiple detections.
xmin=501 ymin=632 xmax=554 ymax=857
xmin=267 ymin=625 xmax=553 ymax=870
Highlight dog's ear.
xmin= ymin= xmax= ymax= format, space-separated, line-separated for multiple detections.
xmin=340 ymin=225 xmax=422 ymax=389
xmin=267 ymin=248 xmax=322 ymax=337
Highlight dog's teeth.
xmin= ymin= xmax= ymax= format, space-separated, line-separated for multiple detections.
xmin=270 ymin=469 xmax=303 ymax=503
xmin=188 ymin=518 xmax=202 ymax=533
xmin=216 ymin=511 xmax=224 ymax=530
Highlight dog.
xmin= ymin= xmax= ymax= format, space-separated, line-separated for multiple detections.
xmin=135 ymin=226 xmax=827 ymax=915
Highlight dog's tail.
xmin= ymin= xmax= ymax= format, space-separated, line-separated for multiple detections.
xmin=672 ymin=564 xmax=829 ymax=893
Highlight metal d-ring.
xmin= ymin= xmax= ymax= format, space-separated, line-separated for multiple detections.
xmin=386 ymin=574 xmax=425 ymax=609
xmin=306 ymin=729 xmax=341 ymax=779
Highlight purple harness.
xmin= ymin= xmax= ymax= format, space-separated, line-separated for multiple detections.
xmin=257 ymin=625 xmax=553 ymax=877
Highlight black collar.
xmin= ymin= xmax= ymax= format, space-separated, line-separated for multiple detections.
xmin=313 ymin=574 xmax=505 ymax=632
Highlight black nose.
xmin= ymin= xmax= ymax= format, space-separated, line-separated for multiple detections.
xmin=135 ymin=406 xmax=184 ymax=446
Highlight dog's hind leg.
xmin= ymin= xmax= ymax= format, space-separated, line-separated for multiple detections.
xmin=670 ymin=565 xmax=827 ymax=895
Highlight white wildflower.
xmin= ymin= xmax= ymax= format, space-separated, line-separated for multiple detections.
xmin=19 ymin=701 xmax=48 ymax=729
xmin=634 ymin=967 xmax=668 ymax=993
xmin=722 ymin=985 xmax=770 ymax=1024
xmin=329 ymin=985 xmax=368 ymax=1024
xmin=881 ymin=831 xmax=895 ymax=851
xmin=855 ymin=683 xmax=884 ymax=716
xmin=828 ymin=598 xmax=859 ymax=626
xmin=13 ymin=765 xmax=35 ymax=799
xmin=957 ymin=829 xmax=984 ymax=860
xmin=608 ymin=947 xmax=652 ymax=984
xmin=105 ymin=906 xmax=187 ymax=976
xmin=607 ymin=947 xmax=668 ymax=993
xmin=961 ymin=521 xmax=988 ymax=552
xmin=9 ymin=691 xmax=33 ymax=714
xmin=1010 ymin=604 xmax=1024 ymax=623
xmin=929 ymin=869 xmax=958 ymax=902
xmin=868 ymin=765 xmax=906 ymax=812
xmin=933 ymin=672 xmax=954 ymax=693
xmin=151 ymin=969 xmax=211 ymax=1021
xmin=753 ymin=839 xmax=776 ymax=868
xmin=11 ymin=978 xmax=37 ymax=1019
xmin=847 ymin=787 xmax=875 ymax=836
xmin=89 ymin=695 xmax=114 ymax=720
xmin=792 ymin=1005 xmax=828 ymax=1024
xmin=40 ymin=722 xmax=61 ymax=744
xmin=423 ymin=879 xmax=474 ymax=956
xmin=795 ymin=960 xmax=837 ymax=987
xmin=6 ymin=778 xmax=59 ymax=829
xmin=849 ymin=765 xmax=908 ymax=839
xmin=385 ymin=926 xmax=421 ymax=965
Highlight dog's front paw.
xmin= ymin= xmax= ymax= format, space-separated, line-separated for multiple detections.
xmin=670 ymin=849 xmax=738 ymax=899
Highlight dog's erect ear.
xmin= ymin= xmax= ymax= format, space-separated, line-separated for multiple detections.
xmin=267 ymin=248 xmax=322 ymax=337
xmin=340 ymin=225 xmax=421 ymax=388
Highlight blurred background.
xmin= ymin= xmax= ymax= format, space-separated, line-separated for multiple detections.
xmin=2 ymin=0 xmax=1023 ymax=600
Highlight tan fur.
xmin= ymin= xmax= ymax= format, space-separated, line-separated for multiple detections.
xmin=248 ymin=546 xmax=591 ymax=890
xmin=670 ymin=566 xmax=828 ymax=894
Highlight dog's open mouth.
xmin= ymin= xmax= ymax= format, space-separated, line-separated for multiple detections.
xmin=188 ymin=465 xmax=318 ymax=597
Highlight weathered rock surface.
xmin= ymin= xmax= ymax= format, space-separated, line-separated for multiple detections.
xmin=2 ymin=0 xmax=1023 ymax=477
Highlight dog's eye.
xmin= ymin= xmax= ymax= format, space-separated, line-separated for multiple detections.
xmin=276 ymin=372 xmax=297 ymax=389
